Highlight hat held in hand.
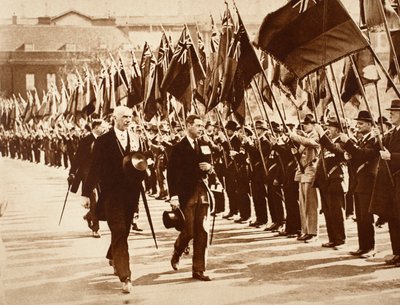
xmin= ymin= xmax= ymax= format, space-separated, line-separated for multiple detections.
xmin=163 ymin=208 xmax=185 ymax=231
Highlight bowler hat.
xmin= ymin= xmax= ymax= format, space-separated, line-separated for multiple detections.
xmin=162 ymin=208 xmax=185 ymax=231
xmin=123 ymin=152 xmax=148 ymax=181
xmin=243 ymin=126 xmax=254 ymax=137
xmin=386 ymin=99 xmax=400 ymax=111
xmin=225 ymin=120 xmax=239 ymax=131
xmin=354 ymin=110 xmax=373 ymax=122
xmin=326 ymin=117 xmax=341 ymax=129
xmin=255 ymin=120 xmax=268 ymax=130
xmin=301 ymin=114 xmax=316 ymax=125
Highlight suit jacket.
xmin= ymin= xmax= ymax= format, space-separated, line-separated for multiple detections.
xmin=82 ymin=129 xmax=140 ymax=220
xmin=314 ymin=134 xmax=347 ymax=192
xmin=370 ymin=127 xmax=400 ymax=219
xmin=69 ymin=133 xmax=95 ymax=194
xmin=290 ymin=130 xmax=320 ymax=183
xmin=167 ymin=137 xmax=211 ymax=208
xmin=343 ymin=133 xmax=379 ymax=194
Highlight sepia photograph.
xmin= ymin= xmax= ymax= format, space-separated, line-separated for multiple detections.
xmin=1 ymin=0 xmax=400 ymax=304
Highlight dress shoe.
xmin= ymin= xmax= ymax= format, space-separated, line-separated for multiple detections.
xmin=131 ymin=223 xmax=143 ymax=232
xmin=278 ymin=231 xmax=288 ymax=236
xmin=122 ymin=278 xmax=132 ymax=293
xmin=222 ymin=213 xmax=235 ymax=220
xmin=272 ymin=223 xmax=284 ymax=233
xmin=92 ymin=231 xmax=101 ymax=238
xmin=264 ymin=223 xmax=277 ymax=231
xmin=322 ymin=241 xmax=336 ymax=248
xmin=249 ymin=221 xmax=265 ymax=228
xmin=156 ymin=194 xmax=168 ymax=200
xmin=350 ymin=249 xmax=375 ymax=258
xmin=297 ymin=234 xmax=308 ymax=241
xmin=171 ymin=251 xmax=180 ymax=271
xmin=304 ymin=235 xmax=318 ymax=243
xmin=333 ymin=242 xmax=346 ymax=250
xmin=385 ymin=254 xmax=400 ymax=265
xmin=192 ymin=271 xmax=211 ymax=281
xmin=234 ymin=217 xmax=250 ymax=224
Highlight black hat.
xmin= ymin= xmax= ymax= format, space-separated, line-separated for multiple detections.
xmin=355 ymin=110 xmax=373 ymax=122
xmin=301 ymin=114 xmax=316 ymax=125
xmin=376 ymin=116 xmax=392 ymax=128
xmin=386 ymin=99 xmax=400 ymax=111
xmin=270 ymin=121 xmax=281 ymax=132
xmin=123 ymin=152 xmax=148 ymax=182
xmin=225 ymin=120 xmax=239 ymax=131
xmin=243 ymin=126 xmax=254 ymax=137
xmin=326 ymin=117 xmax=341 ymax=129
xmin=162 ymin=208 xmax=185 ymax=231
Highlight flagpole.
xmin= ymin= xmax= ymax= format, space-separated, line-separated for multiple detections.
xmin=306 ymin=74 xmax=319 ymax=123
xmin=373 ymin=82 xmax=385 ymax=134
xmin=324 ymin=67 xmax=344 ymax=132
xmin=349 ymin=54 xmax=395 ymax=186
xmin=328 ymin=64 xmax=347 ymax=126
xmin=376 ymin=0 xmax=400 ymax=81
xmin=250 ymin=80 xmax=276 ymax=138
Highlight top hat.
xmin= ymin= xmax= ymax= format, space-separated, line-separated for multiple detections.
xmin=355 ymin=110 xmax=373 ymax=122
xmin=301 ymin=114 xmax=316 ymax=125
xmin=123 ymin=152 xmax=148 ymax=182
xmin=386 ymin=99 xmax=400 ymax=111
xmin=162 ymin=208 xmax=185 ymax=231
xmin=255 ymin=120 xmax=268 ymax=130
xmin=326 ymin=117 xmax=342 ymax=129
xmin=225 ymin=120 xmax=239 ymax=131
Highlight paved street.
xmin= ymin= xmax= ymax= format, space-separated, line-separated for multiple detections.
xmin=1 ymin=157 xmax=400 ymax=305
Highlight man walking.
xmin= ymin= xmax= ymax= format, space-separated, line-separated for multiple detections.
xmin=167 ymin=114 xmax=213 ymax=281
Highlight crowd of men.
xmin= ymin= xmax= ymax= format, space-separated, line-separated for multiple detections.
xmin=1 ymin=100 xmax=400 ymax=286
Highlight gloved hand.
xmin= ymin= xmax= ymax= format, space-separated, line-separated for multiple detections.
xmin=67 ymin=173 xmax=75 ymax=186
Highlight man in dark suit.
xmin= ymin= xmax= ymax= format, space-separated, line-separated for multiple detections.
xmin=167 ymin=114 xmax=213 ymax=281
xmin=82 ymin=106 xmax=142 ymax=293
xmin=340 ymin=111 xmax=379 ymax=258
xmin=370 ymin=100 xmax=400 ymax=266
xmin=68 ymin=119 xmax=106 ymax=238
xmin=314 ymin=118 xmax=347 ymax=249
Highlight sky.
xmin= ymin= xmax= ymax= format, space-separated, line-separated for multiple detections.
xmin=0 ymin=0 xmax=359 ymax=19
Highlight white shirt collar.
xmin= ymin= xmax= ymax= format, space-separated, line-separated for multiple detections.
xmin=186 ymin=135 xmax=196 ymax=149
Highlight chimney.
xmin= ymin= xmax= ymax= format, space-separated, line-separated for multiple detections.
xmin=12 ymin=13 xmax=17 ymax=25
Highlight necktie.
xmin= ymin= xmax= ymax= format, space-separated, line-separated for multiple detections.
xmin=194 ymin=139 xmax=200 ymax=155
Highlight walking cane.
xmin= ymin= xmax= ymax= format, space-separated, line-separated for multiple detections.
xmin=58 ymin=185 xmax=71 ymax=225
xmin=140 ymin=184 xmax=158 ymax=249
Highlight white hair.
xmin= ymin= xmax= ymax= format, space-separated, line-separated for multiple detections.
xmin=113 ymin=105 xmax=132 ymax=118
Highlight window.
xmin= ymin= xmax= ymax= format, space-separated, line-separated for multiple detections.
xmin=26 ymin=74 xmax=35 ymax=91
xmin=47 ymin=73 xmax=56 ymax=90
xmin=65 ymin=43 xmax=76 ymax=51
xmin=24 ymin=43 xmax=34 ymax=51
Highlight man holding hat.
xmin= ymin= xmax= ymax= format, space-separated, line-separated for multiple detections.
xmin=82 ymin=106 xmax=142 ymax=293
xmin=167 ymin=114 xmax=213 ymax=281
xmin=370 ymin=100 xmax=400 ymax=266
xmin=339 ymin=110 xmax=379 ymax=258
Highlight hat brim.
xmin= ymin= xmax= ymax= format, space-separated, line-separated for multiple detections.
xmin=162 ymin=208 xmax=185 ymax=231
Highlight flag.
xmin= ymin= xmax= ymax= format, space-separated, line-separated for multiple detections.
xmin=127 ymin=49 xmax=143 ymax=108
xmin=222 ymin=11 xmax=263 ymax=124
xmin=144 ymin=34 xmax=170 ymax=121
xmin=362 ymin=0 xmax=400 ymax=31
xmin=254 ymin=0 xmax=369 ymax=79
xmin=388 ymin=30 xmax=400 ymax=82
xmin=140 ymin=42 xmax=157 ymax=106
xmin=161 ymin=26 xmax=205 ymax=114
xmin=114 ymin=57 xmax=129 ymax=105
xmin=202 ymin=15 xmax=220 ymax=107
xmin=206 ymin=3 xmax=234 ymax=111
xmin=194 ymin=24 xmax=207 ymax=104
xmin=82 ymin=67 xmax=97 ymax=116
xmin=22 ymin=92 xmax=33 ymax=124
xmin=340 ymin=48 xmax=380 ymax=102
xmin=257 ymin=52 xmax=274 ymax=109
